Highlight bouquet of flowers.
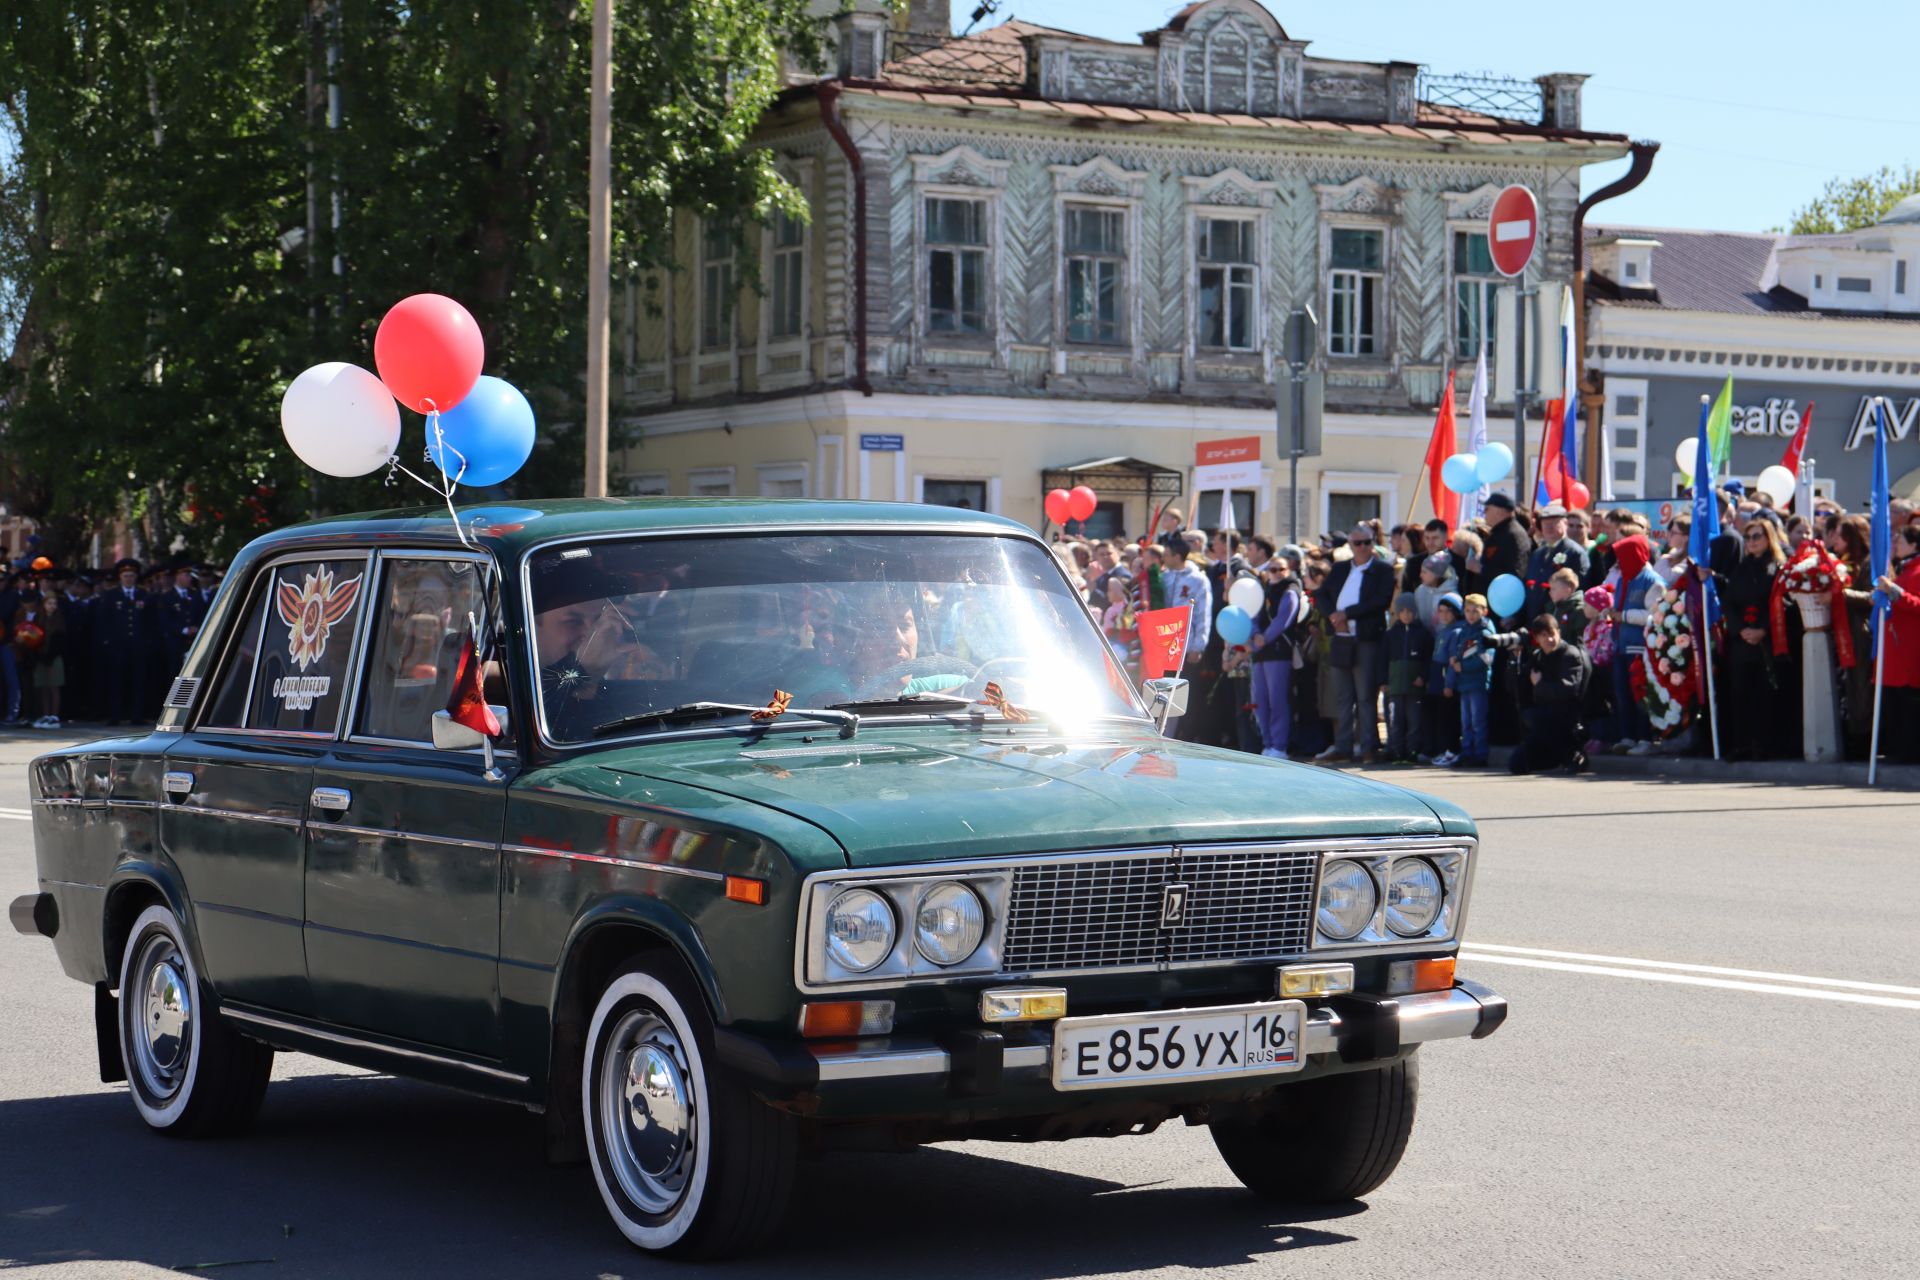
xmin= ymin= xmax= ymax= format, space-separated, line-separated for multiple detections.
xmin=1779 ymin=542 xmax=1849 ymax=596
xmin=1642 ymin=582 xmax=1696 ymax=736
xmin=1771 ymin=539 xmax=1855 ymax=667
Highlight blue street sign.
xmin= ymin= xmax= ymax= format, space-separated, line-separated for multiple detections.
xmin=859 ymin=433 xmax=904 ymax=452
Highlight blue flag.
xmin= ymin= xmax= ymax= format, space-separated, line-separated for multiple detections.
xmin=1688 ymin=396 xmax=1720 ymax=626
xmin=1870 ymin=397 xmax=1893 ymax=656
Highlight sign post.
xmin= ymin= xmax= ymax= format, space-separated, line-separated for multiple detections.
xmin=1489 ymin=185 xmax=1539 ymax=502
xmin=1279 ymin=307 xmax=1320 ymax=544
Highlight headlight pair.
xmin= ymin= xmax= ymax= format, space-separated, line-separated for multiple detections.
xmin=1315 ymin=855 xmax=1449 ymax=943
xmin=824 ymin=881 xmax=986 ymax=974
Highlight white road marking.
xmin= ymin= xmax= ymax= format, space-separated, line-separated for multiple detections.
xmin=0 ymin=808 xmax=30 ymax=821
xmin=1460 ymin=952 xmax=1920 ymax=1011
xmin=1468 ymin=942 xmax=1920 ymax=996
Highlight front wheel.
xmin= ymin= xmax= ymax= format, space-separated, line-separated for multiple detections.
xmin=1210 ymin=1055 xmax=1418 ymax=1202
xmin=582 ymin=956 xmax=796 ymax=1258
xmin=116 ymin=904 xmax=273 ymax=1137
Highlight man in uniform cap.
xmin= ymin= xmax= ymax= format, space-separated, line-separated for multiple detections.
xmin=97 ymin=558 xmax=154 ymax=724
xmin=1523 ymin=501 xmax=1590 ymax=621
xmin=155 ymin=558 xmax=209 ymax=685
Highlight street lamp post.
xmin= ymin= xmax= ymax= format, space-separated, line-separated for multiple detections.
xmin=583 ymin=0 xmax=613 ymax=498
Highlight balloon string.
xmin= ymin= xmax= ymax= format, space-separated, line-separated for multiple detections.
xmin=428 ymin=411 xmax=475 ymax=550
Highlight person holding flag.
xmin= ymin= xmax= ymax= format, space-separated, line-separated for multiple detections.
xmin=1866 ymin=398 xmax=1920 ymax=773
xmin=1687 ymin=394 xmax=1725 ymax=761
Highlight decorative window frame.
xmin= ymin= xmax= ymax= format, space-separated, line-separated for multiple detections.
xmin=910 ymin=146 xmax=1010 ymax=362
xmin=1317 ymin=470 xmax=1401 ymax=539
xmin=1315 ymin=176 xmax=1399 ymax=365
xmin=757 ymin=159 xmax=814 ymax=392
xmin=624 ymin=471 xmax=670 ymax=497
xmin=1050 ymin=156 xmax=1147 ymax=362
xmin=692 ymin=214 xmax=740 ymax=398
xmin=622 ymin=269 xmax=673 ymax=406
xmin=1442 ymin=184 xmax=1503 ymax=367
xmin=756 ymin=460 xmax=810 ymax=498
xmin=1183 ymin=168 xmax=1277 ymax=372
xmin=686 ymin=465 xmax=737 ymax=497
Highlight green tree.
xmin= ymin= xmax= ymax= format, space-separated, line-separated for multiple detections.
xmin=1 ymin=0 xmax=829 ymax=563
xmin=1784 ymin=164 xmax=1920 ymax=235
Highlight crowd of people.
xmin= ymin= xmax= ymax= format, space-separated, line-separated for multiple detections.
xmin=0 ymin=557 xmax=221 ymax=729
xmin=1054 ymin=487 xmax=1920 ymax=773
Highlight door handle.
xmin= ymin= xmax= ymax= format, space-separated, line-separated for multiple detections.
xmin=162 ymin=771 xmax=194 ymax=799
xmin=310 ymin=786 xmax=352 ymax=814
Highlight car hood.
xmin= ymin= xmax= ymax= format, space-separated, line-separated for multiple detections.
xmin=591 ymin=724 xmax=1455 ymax=867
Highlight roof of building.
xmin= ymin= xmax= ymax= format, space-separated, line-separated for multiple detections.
xmin=1585 ymin=225 xmax=1796 ymax=316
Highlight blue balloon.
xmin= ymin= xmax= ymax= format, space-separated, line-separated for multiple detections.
xmin=1442 ymin=452 xmax=1480 ymax=495
xmin=1488 ymin=573 xmax=1527 ymax=619
xmin=428 ymin=375 xmax=535 ymax=487
xmin=1475 ymin=441 xmax=1514 ymax=485
xmin=1217 ymin=605 xmax=1254 ymax=646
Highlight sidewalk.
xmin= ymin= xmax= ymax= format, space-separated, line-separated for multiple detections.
xmin=1334 ymin=745 xmax=1920 ymax=791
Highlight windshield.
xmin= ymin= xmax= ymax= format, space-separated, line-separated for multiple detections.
xmin=524 ymin=533 xmax=1143 ymax=743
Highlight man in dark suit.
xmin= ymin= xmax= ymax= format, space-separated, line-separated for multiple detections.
xmin=1477 ymin=492 xmax=1535 ymax=621
xmin=96 ymin=558 xmax=154 ymax=724
xmin=155 ymin=560 xmax=209 ymax=684
xmin=1311 ymin=525 xmax=1397 ymax=762
xmin=55 ymin=570 xmax=95 ymax=722
xmin=1523 ymin=502 xmax=1591 ymax=620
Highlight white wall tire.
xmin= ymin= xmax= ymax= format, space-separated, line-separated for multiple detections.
xmin=116 ymin=904 xmax=272 ymax=1138
xmin=582 ymin=956 xmax=795 ymax=1258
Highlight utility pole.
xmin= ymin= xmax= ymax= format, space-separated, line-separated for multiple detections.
xmin=583 ymin=0 xmax=613 ymax=498
xmin=1282 ymin=307 xmax=1317 ymax=545
xmin=1514 ymin=281 xmax=1533 ymax=499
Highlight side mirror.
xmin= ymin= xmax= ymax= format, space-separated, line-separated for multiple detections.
xmin=1144 ymin=677 xmax=1189 ymax=732
xmin=431 ymin=705 xmax=510 ymax=751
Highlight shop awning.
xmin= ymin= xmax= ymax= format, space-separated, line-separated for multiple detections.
xmin=1039 ymin=457 xmax=1185 ymax=504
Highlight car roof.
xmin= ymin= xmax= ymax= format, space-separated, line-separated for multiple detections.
xmin=248 ymin=497 xmax=1035 ymax=561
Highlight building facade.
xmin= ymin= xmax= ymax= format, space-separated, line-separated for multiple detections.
xmin=1586 ymin=200 xmax=1920 ymax=509
xmin=616 ymin=0 xmax=1630 ymax=539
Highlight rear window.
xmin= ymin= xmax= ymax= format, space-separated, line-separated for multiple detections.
xmin=202 ymin=556 xmax=369 ymax=734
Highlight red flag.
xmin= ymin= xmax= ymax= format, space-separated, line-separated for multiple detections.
xmin=1136 ymin=605 xmax=1192 ymax=680
xmin=1424 ymin=371 xmax=1460 ymax=528
xmin=445 ymin=632 xmax=501 ymax=737
xmin=1779 ymin=400 xmax=1814 ymax=502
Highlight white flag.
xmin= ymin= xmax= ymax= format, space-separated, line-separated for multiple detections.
xmin=1462 ymin=340 xmax=1489 ymax=526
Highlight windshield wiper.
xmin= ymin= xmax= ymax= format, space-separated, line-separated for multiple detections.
xmin=825 ymin=693 xmax=974 ymax=714
xmin=594 ymin=701 xmax=861 ymax=739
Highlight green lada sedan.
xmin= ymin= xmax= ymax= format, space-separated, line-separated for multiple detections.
xmin=11 ymin=498 xmax=1504 ymax=1258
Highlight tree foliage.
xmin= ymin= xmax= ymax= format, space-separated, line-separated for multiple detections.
xmin=0 ymin=0 xmax=828 ymax=562
xmin=1784 ymin=165 xmax=1920 ymax=236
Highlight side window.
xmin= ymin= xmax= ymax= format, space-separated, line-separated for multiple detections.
xmin=247 ymin=558 xmax=369 ymax=734
xmin=201 ymin=578 xmax=271 ymax=729
xmin=355 ymin=557 xmax=502 ymax=745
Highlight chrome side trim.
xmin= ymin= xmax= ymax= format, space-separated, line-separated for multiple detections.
xmin=221 ymin=1006 xmax=528 ymax=1087
xmin=310 ymin=821 xmax=498 ymax=852
xmin=168 ymin=806 xmax=304 ymax=829
xmin=812 ymin=1044 xmax=950 ymax=1082
xmin=502 ymin=843 xmax=725 ymax=882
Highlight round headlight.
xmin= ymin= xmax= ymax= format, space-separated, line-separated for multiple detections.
xmin=825 ymin=888 xmax=896 ymax=973
xmin=1386 ymin=858 xmax=1444 ymax=937
xmin=1316 ymin=859 xmax=1377 ymax=941
xmin=914 ymin=882 xmax=986 ymax=966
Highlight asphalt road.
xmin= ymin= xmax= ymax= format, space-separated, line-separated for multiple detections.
xmin=3 ymin=730 xmax=1917 ymax=1279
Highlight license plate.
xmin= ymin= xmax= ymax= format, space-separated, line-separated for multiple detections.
xmin=1049 ymin=1000 xmax=1307 ymax=1091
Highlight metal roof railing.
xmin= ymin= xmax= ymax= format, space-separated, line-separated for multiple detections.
xmin=1417 ymin=71 xmax=1543 ymax=124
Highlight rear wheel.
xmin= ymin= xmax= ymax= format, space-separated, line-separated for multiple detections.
xmin=582 ymin=956 xmax=796 ymax=1258
xmin=116 ymin=904 xmax=273 ymax=1137
xmin=1211 ymin=1055 xmax=1418 ymax=1202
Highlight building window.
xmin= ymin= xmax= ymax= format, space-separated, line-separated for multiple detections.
xmin=1452 ymin=230 xmax=1498 ymax=360
xmin=700 ymin=221 xmax=735 ymax=350
xmin=757 ymin=461 xmax=808 ymax=498
xmin=1899 ymin=260 xmax=1909 ymax=295
xmin=768 ymin=209 xmax=805 ymax=341
xmin=1614 ymin=393 xmax=1642 ymax=416
xmin=1814 ymin=274 xmax=1824 ymax=290
xmin=923 ymin=479 xmax=987 ymax=511
xmin=1623 ymin=259 xmax=1640 ymax=280
xmin=1064 ymin=205 xmax=1126 ymax=345
xmin=1328 ymin=228 xmax=1384 ymax=358
xmin=1837 ymin=276 xmax=1872 ymax=293
xmin=1327 ymin=491 xmax=1381 ymax=531
xmin=687 ymin=467 xmax=735 ymax=497
xmin=1198 ymin=490 xmax=1256 ymax=533
xmin=625 ymin=473 xmax=669 ymax=497
xmin=1196 ymin=217 xmax=1257 ymax=352
xmin=926 ymin=197 xmax=988 ymax=334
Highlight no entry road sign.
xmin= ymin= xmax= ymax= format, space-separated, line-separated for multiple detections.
xmin=1488 ymin=185 xmax=1539 ymax=278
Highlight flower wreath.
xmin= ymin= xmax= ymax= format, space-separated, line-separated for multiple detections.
xmin=1641 ymin=582 xmax=1697 ymax=736
xmin=1772 ymin=540 xmax=1855 ymax=668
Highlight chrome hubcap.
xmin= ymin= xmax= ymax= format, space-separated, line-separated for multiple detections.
xmin=600 ymin=1011 xmax=696 ymax=1215
xmin=129 ymin=935 xmax=192 ymax=1099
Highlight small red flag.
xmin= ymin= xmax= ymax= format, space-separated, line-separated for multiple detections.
xmin=1779 ymin=400 xmax=1814 ymax=505
xmin=1424 ymin=371 xmax=1461 ymax=529
xmin=445 ymin=632 xmax=501 ymax=737
xmin=1137 ymin=605 xmax=1192 ymax=680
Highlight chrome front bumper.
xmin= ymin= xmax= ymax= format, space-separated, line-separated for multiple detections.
xmin=806 ymin=980 xmax=1507 ymax=1085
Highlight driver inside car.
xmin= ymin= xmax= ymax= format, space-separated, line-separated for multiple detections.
xmin=790 ymin=588 xmax=972 ymax=707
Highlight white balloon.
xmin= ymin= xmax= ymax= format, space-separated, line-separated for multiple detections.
xmin=281 ymin=361 xmax=402 ymax=478
xmin=1227 ymin=576 xmax=1264 ymax=615
xmin=1756 ymin=464 xmax=1797 ymax=507
xmin=1674 ymin=437 xmax=1700 ymax=480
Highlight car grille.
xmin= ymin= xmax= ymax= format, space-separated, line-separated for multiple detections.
xmin=1000 ymin=848 xmax=1319 ymax=974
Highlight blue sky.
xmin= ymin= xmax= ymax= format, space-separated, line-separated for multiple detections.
xmin=969 ymin=0 xmax=1919 ymax=232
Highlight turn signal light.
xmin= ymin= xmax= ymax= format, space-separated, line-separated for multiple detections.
xmin=1277 ymin=962 xmax=1356 ymax=998
xmin=1385 ymin=956 xmax=1457 ymax=995
xmin=724 ymin=875 xmax=767 ymax=905
xmin=798 ymin=1000 xmax=895 ymax=1038
xmin=979 ymin=987 xmax=1068 ymax=1023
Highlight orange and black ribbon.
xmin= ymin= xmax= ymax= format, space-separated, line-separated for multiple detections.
xmin=751 ymin=689 xmax=793 ymax=722
xmin=982 ymin=681 xmax=1031 ymax=722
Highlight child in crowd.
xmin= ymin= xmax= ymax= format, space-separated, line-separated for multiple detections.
xmin=1428 ymin=593 xmax=1464 ymax=765
xmin=1415 ymin=550 xmax=1458 ymax=633
xmin=1547 ymin=567 xmax=1587 ymax=646
xmin=1447 ymin=593 xmax=1498 ymax=767
xmin=1383 ymin=593 xmax=1432 ymax=764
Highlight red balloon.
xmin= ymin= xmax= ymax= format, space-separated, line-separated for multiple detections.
xmin=1043 ymin=488 xmax=1073 ymax=525
xmin=1566 ymin=480 xmax=1592 ymax=511
xmin=374 ymin=293 xmax=485 ymax=415
xmin=1067 ymin=485 xmax=1098 ymax=522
